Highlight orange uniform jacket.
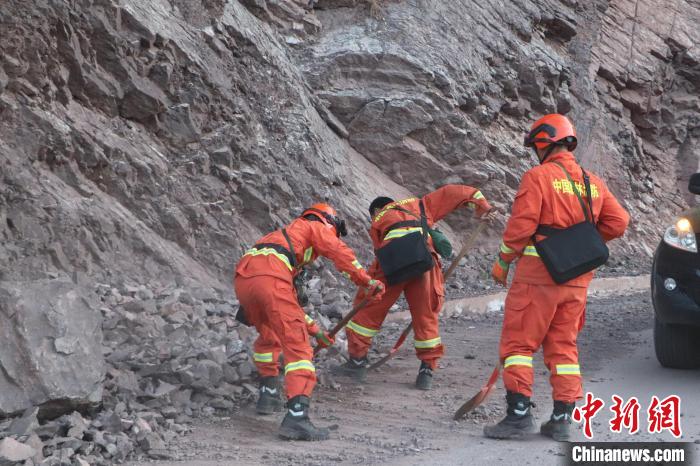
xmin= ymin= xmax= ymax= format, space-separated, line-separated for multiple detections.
xmin=345 ymin=185 xmax=491 ymax=364
xmin=498 ymin=152 xmax=630 ymax=286
xmin=236 ymin=217 xmax=372 ymax=287
xmin=368 ymin=184 xmax=492 ymax=276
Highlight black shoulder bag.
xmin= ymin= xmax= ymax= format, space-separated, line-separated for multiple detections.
xmin=534 ymin=163 xmax=609 ymax=284
xmin=376 ymin=200 xmax=435 ymax=286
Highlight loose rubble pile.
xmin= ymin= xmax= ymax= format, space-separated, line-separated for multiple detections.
xmin=0 ymin=255 xmax=496 ymax=465
xmin=1 ymin=280 xmax=252 ymax=465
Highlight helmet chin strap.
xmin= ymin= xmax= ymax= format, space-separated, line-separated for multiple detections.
xmin=538 ymin=143 xmax=560 ymax=164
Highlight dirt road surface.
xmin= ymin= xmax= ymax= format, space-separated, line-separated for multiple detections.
xmin=131 ymin=276 xmax=700 ymax=466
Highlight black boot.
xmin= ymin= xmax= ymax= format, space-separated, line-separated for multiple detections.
xmin=255 ymin=376 xmax=283 ymax=415
xmin=415 ymin=361 xmax=433 ymax=390
xmin=483 ymin=392 xmax=537 ymax=439
xmin=331 ymin=356 xmax=368 ymax=382
xmin=278 ymin=395 xmax=330 ymax=441
xmin=541 ymin=400 xmax=574 ymax=441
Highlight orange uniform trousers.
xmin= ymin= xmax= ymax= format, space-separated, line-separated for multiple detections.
xmin=234 ymin=275 xmax=315 ymax=399
xmin=499 ymin=281 xmax=587 ymax=403
xmin=347 ymin=264 xmax=445 ymax=369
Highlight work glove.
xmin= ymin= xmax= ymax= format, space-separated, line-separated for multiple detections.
xmin=478 ymin=207 xmax=498 ymax=224
xmin=491 ymin=257 xmax=510 ymax=287
xmin=314 ymin=330 xmax=335 ymax=349
xmin=359 ymin=279 xmax=385 ymax=304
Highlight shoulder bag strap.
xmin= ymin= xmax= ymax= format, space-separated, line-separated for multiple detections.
xmin=281 ymin=228 xmax=298 ymax=269
xmin=552 ymin=161 xmax=591 ymax=223
xmin=418 ymin=200 xmax=430 ymax=235
xmin=582 ymin=169 xmax=596 ymax=224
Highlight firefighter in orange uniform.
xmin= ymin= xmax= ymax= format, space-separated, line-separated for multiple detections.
xmin=484 ymin=114 xmax=630 ymax=441
xmin=334 ymin=186 xmax=493 ymax=389
xmin=234 ymin=203 xmax=384 ymax=441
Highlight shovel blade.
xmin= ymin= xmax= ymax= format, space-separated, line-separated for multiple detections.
xmin=453 ymin=365 xmax=500 ymax=420
xmin=368 ymin=349 xmax=397 ymax=371
xmin=368 ymin=324 xmax=412 ymax=370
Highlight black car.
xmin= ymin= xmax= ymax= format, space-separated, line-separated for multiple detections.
xmin=652 ymin=173 xmax=700 ymax=369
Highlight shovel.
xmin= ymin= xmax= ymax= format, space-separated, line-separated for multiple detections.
xmin=453 ymin=363 xmax=501 ymax=419
xmin=369 ymin=222 xmax=487 ymax=370
xmin=313 ymin=293 xmax=373 ymax=356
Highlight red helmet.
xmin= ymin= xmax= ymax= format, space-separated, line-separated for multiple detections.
xmin=301 ymin=203 xmax=347 ymax=237
xmin=524 ymin=114 xmax=577 ymax=151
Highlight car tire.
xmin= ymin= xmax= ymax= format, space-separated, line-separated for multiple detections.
xmin=654 ymin=319 xmax=700 ymax=369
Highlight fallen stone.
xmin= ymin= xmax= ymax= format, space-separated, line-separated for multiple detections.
xmin=7 ymin=407 xmax=39 ymax=436
xmin=0 ymin=437 xmax=36 ymax=464
xmin=24 ymin=433 xmax=44 ymax=464
xmin=66 ymin=411 xmax=89 ymax=439
xmin=139 ymin=432 xmax=165 ymax=452
xmin=0 ymin=280 xmax=104 ymax=418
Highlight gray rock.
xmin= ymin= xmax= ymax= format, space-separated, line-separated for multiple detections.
xmin=65 ymin=412 xmax=89 ymax=439
xmin=236 ymin=360 xmax=255 ymax=380
xmin=159 ymin=104 xmax=201 ymax=144
xmin=192 ymin=360 xmax=223 ymax=386
xmin=0 ymin=280 xmax=104 ymax=418
xmin=96 ymin=411 xmax=122 ymax=435
xmin=119 ymin=74 xmax=168 ymax=122
xmin=0 ymin=437 xmax=36 ymax=464
xmin=139 ymin=432 xmax=165 ymax=452
xmin=8 ymin=407 xmax=39 ymax=436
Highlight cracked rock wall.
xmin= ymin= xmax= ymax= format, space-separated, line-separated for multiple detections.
xmin=0 ymin=0 xmax=697 ymax=417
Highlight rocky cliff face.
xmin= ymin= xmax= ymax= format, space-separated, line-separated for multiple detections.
xmin=0 ymin=0 xmax=697 ymax=461
xmin=4 ymin=0 xmax=695 ymax=292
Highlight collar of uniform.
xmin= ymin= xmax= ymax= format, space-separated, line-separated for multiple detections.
xmin=372 ymin=198 xmax=417 ymax=223
xmin=541 ymin=150 xmax=576 ymax=165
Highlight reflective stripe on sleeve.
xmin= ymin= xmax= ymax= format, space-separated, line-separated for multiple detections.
xmin=346 ymin=320 xmax=379 ymax=338
xmin=303 ymin=247 xmax=313 ymax=264
xmin=253 ymin=352 xmax=274 ymax=363
xmin=523 ymin=246 xmax=540 ymax=257
xmin=504 ymin=355 xmax=533 ymax=368
xmin=284 ymin=360 xmax=315 ymax=374
xmin=414 ymin=337 xmax=442 ymax=349
xmin=384 ymin=227 xmax=423 ymax=241
xmin=473 ymin=191 xmax=485 ymax=200
xmin=304 ymin=314 xmax=314 ymax=325
xmin=555 ymin=363 xmax=581 ymax=375
xmin=244 ymin=248 xmax=293 ymax=271
xmin=351 ymin=259 xmax=363 ymax=269
xmin=500 ymin=241 xmax=515 ymax=254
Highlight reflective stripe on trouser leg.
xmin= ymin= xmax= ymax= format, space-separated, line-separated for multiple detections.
xmin=504 ymin=354 xmax=533 ymax=368
xmin=347 ymin=282 xmax=402 ymax=359
xmin=502 ymin=354 xmax=534 ymax=398
xmin=251 ymin=321 xmax=282 ymax=378
xmin=404 ymin=264 xmax=445 ymax=368
xmin=253 ymin=352 xmax=273 ymax=363
xmin=555 ymin=363 xmax=580 ymax=375
xmin=284 ymin=359 xmax=316 ymax=399
xmin=284 ymin=360 xmax=315 ymax=374
xmin=414 ymin=337 xmax=442 ymax=349
xmin=346 ymin=320 xmax=379 ymax=338
xmin=549 ymin=363 xmax=582 ymax=403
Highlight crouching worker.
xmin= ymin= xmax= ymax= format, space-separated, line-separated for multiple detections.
xmin=335 ymin=185 xmax=493 ymax=389
xmin=234 ymin=203 xmax=384 ymax=441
